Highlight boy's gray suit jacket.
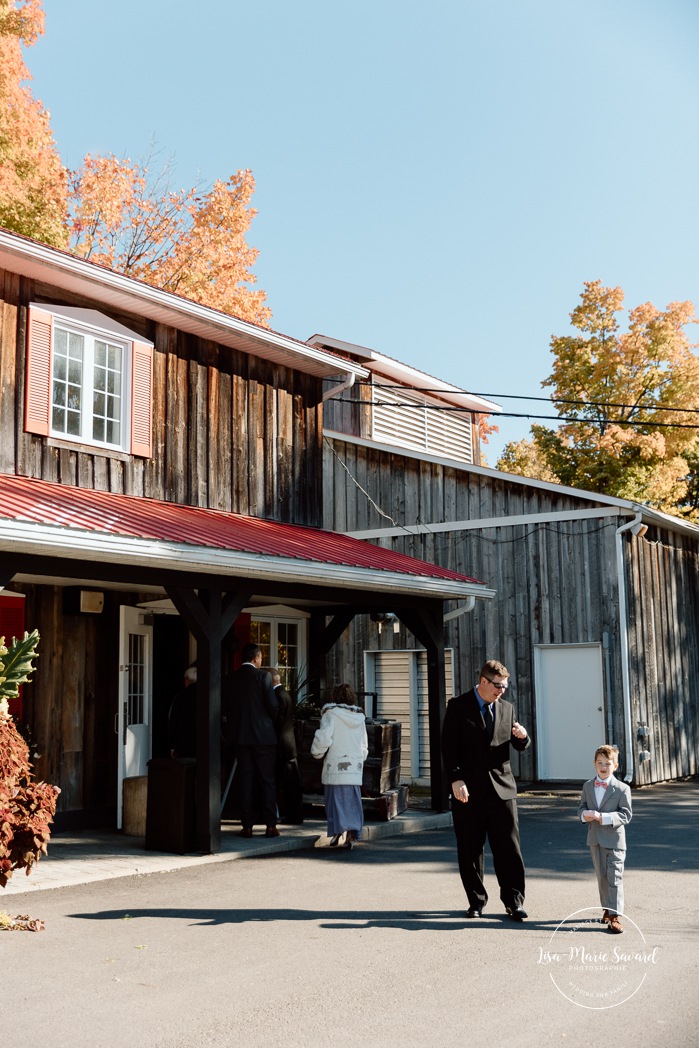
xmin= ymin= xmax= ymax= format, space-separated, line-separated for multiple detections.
xmin=577 ymin=777 xmax=632 ymax=850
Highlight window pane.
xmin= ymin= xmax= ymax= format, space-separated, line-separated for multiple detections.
xmin=52 ymin=327 xmax=84 ymax=437
xmin=67 ymin=384 xmax=81 ymax=412
xmin=249 ymin=620 xmax=271 ymax=666
xmin=94 ymin=341 xmax=106 ymax=368
xmin=68 ymin=331 xmax=83 ymax=357
xmin=92 ymin=340 xmax=123 ymax=445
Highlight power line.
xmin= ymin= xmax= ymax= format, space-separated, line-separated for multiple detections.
xmin=352 ymin=381 xmax=699 ymax=416
xmin=328 ymin=397 xmax=699 ymax=430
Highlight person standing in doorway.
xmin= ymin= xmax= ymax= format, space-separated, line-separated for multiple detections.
xmin=269 ymin=669 xmax=304 ymax=824
xmin=167 ymin=664 xmax=197 ymax=759
xmin=222 ymin=643 xmax=279 ymax=838
xmin=441 ymin=659 xmax=531 ymax=920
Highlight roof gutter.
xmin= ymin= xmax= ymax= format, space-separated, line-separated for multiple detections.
xmin=0 ymin=230 xmax=369 ymax=381
xmin=615 ymin=511 xmax=648 ymax=783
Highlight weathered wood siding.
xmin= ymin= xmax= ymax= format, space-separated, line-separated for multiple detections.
xmin=324 ymin=437 xmax=699 ymax=785
xmin=0 ymin=269 xmax=323 ymax=525
xmin=16 ymin=582 xmax=121 ymax=821
xmin=626 ymin=528 xmax=699 ymax=785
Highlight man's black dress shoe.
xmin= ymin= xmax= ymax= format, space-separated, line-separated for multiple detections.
xmin=465 ymin=907 xmax=483 ymax=918
xmin=505 ymin=907 xmax=528 ymax=921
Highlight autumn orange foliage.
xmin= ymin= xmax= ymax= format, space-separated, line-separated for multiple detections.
xmin=68 ymin=155 xmax=272 ymax=325
xmin=0 ymin=0 xmax=68 ymax=246
xmin=0 ymin=1 xmax=271 ymax=325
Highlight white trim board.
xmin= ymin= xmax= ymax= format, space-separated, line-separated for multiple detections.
xmin=345 ymin=506 xmax=624 ymax=540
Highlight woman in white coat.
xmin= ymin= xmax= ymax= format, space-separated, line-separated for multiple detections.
xmin=311 ymin=684 xmax=368 ymax=847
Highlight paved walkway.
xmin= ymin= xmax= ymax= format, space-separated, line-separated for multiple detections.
xmin=3 ymin=808 xmax=454 ymax=895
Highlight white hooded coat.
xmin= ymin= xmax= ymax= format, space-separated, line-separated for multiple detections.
xmin=310 ymin=703 xmax=369 ymax=785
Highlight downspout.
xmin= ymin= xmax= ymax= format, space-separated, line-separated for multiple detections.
xmin=444 ymin=596 xmax=476 ymax=622
xmin=615 ymin=512 xmax=644 ymax=783
xmin=322 ymin=371 xmax=356 ymax=401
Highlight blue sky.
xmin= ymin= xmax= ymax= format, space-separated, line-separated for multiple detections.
xmin=28 ymin=0 xmax=699 ymax=461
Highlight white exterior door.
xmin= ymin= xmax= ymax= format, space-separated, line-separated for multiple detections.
xmin=534 ymin=643 xmax=606 ymax=780
xmin=364 ymin=649 xmax=454 ymax=784
xmin=117 ymin=606 xmax=153 ymax=828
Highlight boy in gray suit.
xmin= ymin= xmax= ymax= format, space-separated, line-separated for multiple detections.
xmin=578 ymin=744 xmax=632 ymax=934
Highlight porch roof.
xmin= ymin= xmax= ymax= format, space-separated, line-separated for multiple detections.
xmin=0 ymin=474 xmax=494 ymax=602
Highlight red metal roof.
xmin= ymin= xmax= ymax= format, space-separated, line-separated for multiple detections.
xmin=0 ymin=474 xmax=483 ymax=585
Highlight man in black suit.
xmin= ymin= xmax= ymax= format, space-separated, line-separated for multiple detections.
xmin=223 ymin=643 xmax=279 ymax=838
xmin=441 ymin=659 xmax=531 ymax=920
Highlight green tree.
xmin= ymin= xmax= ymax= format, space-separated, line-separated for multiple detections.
xmin=497 ymin=281 xmax=699 ymax=517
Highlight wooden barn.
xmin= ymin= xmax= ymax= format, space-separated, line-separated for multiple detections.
xmin=314 ymin=334 xmax=699 ymax=790
xmin=0 ymin=229 xmax=496 ymax=849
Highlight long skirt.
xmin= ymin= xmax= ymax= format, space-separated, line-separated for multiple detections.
xmin=324 ymin=784 xmax=364 ymax=838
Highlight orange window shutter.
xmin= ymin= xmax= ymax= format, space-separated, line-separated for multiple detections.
xmin=25 ymin=307 xmax=53 ymax=436
xmin=0 ymin=595 xmax=26 ymax=722
xmin=131 ymin=341 xmax=154 ymax=458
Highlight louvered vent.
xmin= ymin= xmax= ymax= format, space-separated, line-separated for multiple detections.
xmin=371 ymin=384 xmax=473 ymax=463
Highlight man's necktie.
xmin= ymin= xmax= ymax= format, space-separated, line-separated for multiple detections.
xmin=484 ymin=704 xmax=494 ymax=741
xmin=594 ymin=779 xmax=608 ymax=789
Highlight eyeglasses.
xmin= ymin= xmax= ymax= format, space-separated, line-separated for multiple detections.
xmin=483 ymin=677 xmax=508 ymax=691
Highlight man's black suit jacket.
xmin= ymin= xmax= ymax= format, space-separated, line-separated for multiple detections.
xmin=223 ymin=664 xmax=279 ymax=748
xmin=441 ymin=689 xmax=530 ymax=800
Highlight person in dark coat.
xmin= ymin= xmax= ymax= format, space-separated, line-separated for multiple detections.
xmin=270 ymin=669 xmax=304 ymax=824
xmin=441 ymin=658 xmax=531 ymax=921
xmin=167 ymin=664 xmax=197 ymax=759
xmin=222 ymin=643 xmax=280 ymax=837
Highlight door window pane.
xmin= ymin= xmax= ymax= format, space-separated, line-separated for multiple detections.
xmin=128 ymin=632 xmax=146 ymax=725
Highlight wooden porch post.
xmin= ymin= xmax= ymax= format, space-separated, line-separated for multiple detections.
xmin=397 ymin=605 xmax=447 ymax=811
xmin=166 ymin=585 xmax=251 ymax=853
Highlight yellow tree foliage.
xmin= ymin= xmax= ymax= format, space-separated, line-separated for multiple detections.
xmin=497 ymin=281 xmax=699 ymax=518
xmin=0 ymin=0 xmax=67 ymax=246
xmin=68 ymin=154 xmax=272 ymax=326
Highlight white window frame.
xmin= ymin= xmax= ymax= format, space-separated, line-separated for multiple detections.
xmin=30 ymin=304 xmax=151 ymax=455
xmin=51 ymin=318 xmax=131 ymax=451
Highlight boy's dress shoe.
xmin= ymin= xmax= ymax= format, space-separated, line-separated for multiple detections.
xmin=239 ymin=828 xmax=253 ymax=838
xmin=465 ymin=907 xmax=483 ymax=918
xmin=265 ymin=826 xmax=280 ymax=837
xmin=607 ymin=915 xmax=623 ymax=934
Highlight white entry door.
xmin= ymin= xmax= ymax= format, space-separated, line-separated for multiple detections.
xmin=117 ymin=606 xmax=153 ymax=828
xmin=534 ymin=643 xmax=606 ymax=780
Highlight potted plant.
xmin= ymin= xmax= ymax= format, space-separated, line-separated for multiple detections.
xmin=0 ymin=630 xmax=60 ymax=931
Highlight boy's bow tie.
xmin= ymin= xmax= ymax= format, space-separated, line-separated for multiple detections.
xmin=594 ymin=779 xmax=609 ymax=789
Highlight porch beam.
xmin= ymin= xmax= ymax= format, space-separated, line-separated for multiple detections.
xmin=308 ymin=608 xmax=357 ymax=704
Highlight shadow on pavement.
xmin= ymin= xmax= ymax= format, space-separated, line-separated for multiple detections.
xmin=66 ymin=905 xmax=581 ymax=931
